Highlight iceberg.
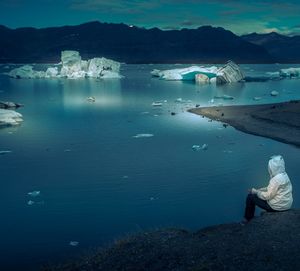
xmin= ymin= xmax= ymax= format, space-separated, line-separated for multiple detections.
xmin=152 ymin=66 xmax=218 ymax=81
xmin=279 ymin=68 xmax=300 ymax=78
xmin=216 ymin=61 xmax=244 ymax=84
xmin=7 ymin=50 xmax=122 ymax=79
xmin=0 ymin=109 xmax=23 ymax=127
xmin=151 ymin=61 xmax=244 ymax=84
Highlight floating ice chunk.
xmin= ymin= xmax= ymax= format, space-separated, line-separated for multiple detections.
xmin=86 ymin=96 xmax=96 ymax=102
xmin=133 ymin=133 xmax=154 ymax=138
xmin=0 ymin=109 xmax=23 ymax=127
xmin=214 ymin=95 xmax=234 ymax=100
xmin=175 ymin=98 xmax=183 ymax=103
xmin=27 ymin=200 xmax=35 ymax=206
xmin=192 ymin=144 xmax=208 ymax=151
xmin=253 ymin=97 xmax=262 ymax=101
xmin=69 ymin=241 xmax=79 ymax=246
xmin=279 ymin=68 xmax=300 ymax=78
xmin=28 ymin=191 xmax=40 ymax=197
xmin=270 ymin=91 xmax=279 ymax=96
xmin=0 ymin=150 xmax=12 ymax=155
xmin=0 ymin=101 xmax=23 ymax=109
xmin=223 ymin=150 xmax=233 ymax=154
xmin=152 ymin=102 xmax=163 ymax=106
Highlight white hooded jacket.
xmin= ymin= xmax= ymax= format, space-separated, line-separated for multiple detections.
xmin=252 ymin=155 xmax=293 ymax=211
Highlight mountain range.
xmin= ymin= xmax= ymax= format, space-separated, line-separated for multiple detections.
xmin=0 ymin=21 xmax=299 ymax=64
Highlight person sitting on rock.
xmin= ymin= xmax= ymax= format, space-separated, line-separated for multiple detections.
xmin=244 ymin=155 xmax=293 ymax=222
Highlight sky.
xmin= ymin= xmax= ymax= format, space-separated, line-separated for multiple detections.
xmin=1 ymin=0 xmax=300 ymax=36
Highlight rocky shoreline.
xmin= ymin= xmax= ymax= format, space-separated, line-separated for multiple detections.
xmin=43 ymin=210 xmax=300 ymax=271
xmin=189 ymin=100 xmax=300 ymax=147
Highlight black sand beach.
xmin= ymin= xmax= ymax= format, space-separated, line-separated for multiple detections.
xmin=43 ymin=210 xmax=300 ymax=271
xmin=189 ymin=100 xmax=300 ymax=147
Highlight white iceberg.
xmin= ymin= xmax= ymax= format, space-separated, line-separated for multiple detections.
xmin=152 ymin=66 xmax=218 ymax=81
xmin=0 ymin=109 xmax=23 ymax=127
xmin=216 ymin=61 xmax=244 ymax=84
xmin=279 ymin=68 xmax=300 ymax=78
xmin=7 ymin=50 xmax=122 ymax=79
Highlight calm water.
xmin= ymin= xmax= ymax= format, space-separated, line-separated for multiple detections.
xmin=0 ymin=64 xmax=300 ymax=270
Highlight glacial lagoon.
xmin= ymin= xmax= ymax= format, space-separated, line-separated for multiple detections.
xmin=0 ymin=64 xmax=300 ymax=270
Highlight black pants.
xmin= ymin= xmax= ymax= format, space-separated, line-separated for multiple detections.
xmin=244 ymin=193 xmax=277 ymax=221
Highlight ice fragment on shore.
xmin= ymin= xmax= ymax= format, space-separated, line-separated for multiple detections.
xmin=28 ymin=191 xmax=40 ymax=197
xmin=133 ymin=134 xmax=154 ymax=138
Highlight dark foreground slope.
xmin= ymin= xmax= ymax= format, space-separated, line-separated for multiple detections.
xmin=43 ymin=210 xmax=300 ymax=271
xmin=189 ymin=100 xmax=300 ymax=147
xmin=0 ymin=22 xmax=273 ymax=63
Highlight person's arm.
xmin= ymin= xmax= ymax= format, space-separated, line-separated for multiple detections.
xmin=255 ymin=181 xmax=279 ymax=201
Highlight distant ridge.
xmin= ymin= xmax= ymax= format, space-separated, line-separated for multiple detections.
xmin=242 ymin=32 xmax=300 ymax=63
xmin=0 ymin=21 xmax=274 ymax=63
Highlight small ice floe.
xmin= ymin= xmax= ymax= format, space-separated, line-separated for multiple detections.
xmin=28 ymin=191 xmax=40 ymax=197
xmin=132 ymin=133 xmax=154 ymax=138
xmin=209 ymin=99 xmax=215 ymax=103
xmin=64 ymin=149 xmax=71 ymax=152
xmin=122 ymin=175 xmax=129 ymax=179
xmin=192 ymin=144 xmax=208 ymax=151
xmin=27 ymin=200 xmax=35 ymax=206
xmin=141 ymin=111 xmax=149 ymax=115
xmin=270 ymin=91 xmax=279 ymax=96
xmin=214 ymin=95 xmax=234 ymax=100
xmin=86 ymin=96 xmax=96 ymax=102
xmin=0 ymin=150 xmax=12 ymax=155
xmin=69 ymin=241 xmax=79 ymax=247
xmin=175 ymin=98 xmax=183 ymax=103
xmin=152 ymin=101 xmax=163 ymax=106
xmin=253 ymin=96 xmax=262 ymax=101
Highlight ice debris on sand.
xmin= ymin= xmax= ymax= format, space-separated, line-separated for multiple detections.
xmin=152 ymin=61 xmax=244 ymax=84
xmin=7 ymin=51 xmax=122 ymax=79
xmin=133 ymin=134 xmax=154 ymax=138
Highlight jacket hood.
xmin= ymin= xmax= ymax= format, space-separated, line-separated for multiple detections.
xmin=268 ymin=155 xmax=285 ymax=177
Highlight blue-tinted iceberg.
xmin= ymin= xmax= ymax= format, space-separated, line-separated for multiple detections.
xmin=7 ymin=50 xmax=122 ymax=79
xmin=151 ymin=61 xmax=244 ymax=84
